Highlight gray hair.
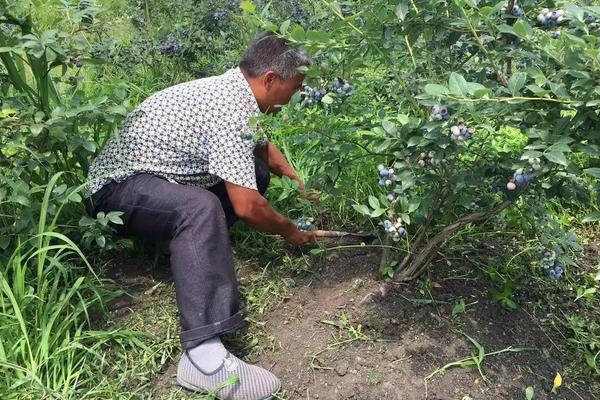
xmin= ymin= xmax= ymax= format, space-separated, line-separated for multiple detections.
xmin=239 ymin=31 xmax=311 ymax=80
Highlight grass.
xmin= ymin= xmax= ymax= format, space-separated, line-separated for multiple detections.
xmin=0 ymin=174 xmax=145 ymax=399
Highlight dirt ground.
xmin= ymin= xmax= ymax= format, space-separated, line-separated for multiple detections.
xmin=104 ymin=242 xmax=598 ymax=400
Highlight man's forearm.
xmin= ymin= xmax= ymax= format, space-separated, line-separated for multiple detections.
xmin=238 ymin=194 xmax=297 ymax=236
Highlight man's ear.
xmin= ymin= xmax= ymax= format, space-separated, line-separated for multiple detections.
xmin=263 ymin=71 xmax=278 ymax=90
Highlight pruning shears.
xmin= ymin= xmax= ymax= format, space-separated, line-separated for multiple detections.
xmin=313 ymin=230 xmax=376 ymax=239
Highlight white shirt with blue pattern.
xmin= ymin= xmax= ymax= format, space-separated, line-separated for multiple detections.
xmin=86 ymin=68 xmax=264 ymax=197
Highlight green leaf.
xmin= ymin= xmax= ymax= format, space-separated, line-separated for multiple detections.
xmin=508 ymin=72 xmax=527 ymax=96
xmin=382 ymin=120 xmax=397 ymax=134
xmin=82 ymin=140 xmax=96 ymax=152
xmin=424 ymin=84 xmax=449 ymax=96
xmin=582 ymin=212 xmax=600 ymax=223
xmin=544 ymin=151 xmax=568 ymax=167
xmin=0 ymin=235 xmax=10 ymax=250
xmin=30 ymin=124 xmax=44 ymax=135
xmin=240 ymin=1 xmax=255 ymax=13
xmin=290 ymin=26 xmax=306 ymax=42
xmin=575 ymin=287 xmax=596 ymax=301
xmin=280 ymin=19 xmax=291 ymax=34
xmin=407 ymin=136 xmax=421 ymax=147
xmin=306 ymin=30 xmax=330 ymax=43
xmin=565 ymin=4 xmax=584 ymax=21
xmin=407 ymin=200 xmax=420 ymax=213
xmin=584 ymin=168 xmax=600 ymax=179
xmin=352 ymin=204 xmax=371 ymax=216
xmin=78 ymin=216 xmax=96 ymax=227
xmin=451 ymin=299 xmax=465 ymax=316
xmin=370 ymin=208 xmax=386 ymax=218
xmin=513 ymin=20 xmax=532 ymax=38
xmin=107 ymin=212 xmax=124 ymax=225
xmin=395 ymin=3 xmax=409 ymax=21
xmin=321 ymin=94 xmax=334 ymax=104
xmin=96 ymin=235 xmax=106 ymax=248
xmin=400 ymin=213 xmax=411 ymax=225
xmin=368 ymin=195 xmax=380 ymax=210
xmin=525 ymin=386 xmax=534 ymax=400
xmin=448 ymin=73 xmax=469 ymax=96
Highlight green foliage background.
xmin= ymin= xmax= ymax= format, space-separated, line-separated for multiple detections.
xmin=0 ymin=0 xmax=599 ymax=398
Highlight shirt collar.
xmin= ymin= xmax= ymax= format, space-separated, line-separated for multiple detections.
xmin=228 ymin=67 xmax=260 ymax=115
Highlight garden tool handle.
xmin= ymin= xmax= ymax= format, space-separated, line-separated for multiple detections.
xmin=313 ymin=230 xmax=351 ymax=237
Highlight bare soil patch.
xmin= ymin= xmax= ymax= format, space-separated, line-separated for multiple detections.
xmin=102 ymin=242 xmax=597 ymax=400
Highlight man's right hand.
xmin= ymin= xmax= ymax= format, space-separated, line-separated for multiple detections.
xmin=283 ymin=229 xmax=315 ymax=246
xmin=225 ymin=181 xmax=316 ymax=246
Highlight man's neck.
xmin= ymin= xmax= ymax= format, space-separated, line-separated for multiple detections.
xmin=240 ymin=68 xmax=268 ymax=113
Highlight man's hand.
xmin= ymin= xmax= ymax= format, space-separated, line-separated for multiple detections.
xmin=299 ymin=188 xmax=320 ymax=203
xmin=283 ymin=228 xmax=315 ymax=246
xmin=225 ymin=181 xmax=315 ymax=245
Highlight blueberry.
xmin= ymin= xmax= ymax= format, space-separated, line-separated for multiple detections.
xmin=387 ymin=194 xmax=396 ymax=202
xmin=524 ymin=173 xmax=534 ymax=183
xmin=515 ymin=174 xmax=526 ymax=185
xmin=506 ymin=181 xmax=517 ymax=191
xmin=585 ymin=15 xmax=597 ymax=24
xmin=383 ymin=220 xmax=392 ymax=230
xmin=397 ymin=227 xmax=406 ymax=236
xmin=555 ymin=266 xmax=563 ymax=275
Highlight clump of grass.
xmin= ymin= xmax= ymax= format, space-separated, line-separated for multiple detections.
xmin=0 ymin=174 xmax=143 ymax=399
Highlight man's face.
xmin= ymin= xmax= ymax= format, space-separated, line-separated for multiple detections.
xmin=263 ymin=73 xmax=304 ymax=114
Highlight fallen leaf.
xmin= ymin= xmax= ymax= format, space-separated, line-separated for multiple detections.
xmin=551 ymin=372 xmax=562 ymax=393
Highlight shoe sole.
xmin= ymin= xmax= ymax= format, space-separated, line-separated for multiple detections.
xmin=176 ymin=377 xmax=276 ymax=400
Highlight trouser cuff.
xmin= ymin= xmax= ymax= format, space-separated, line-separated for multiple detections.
xmin=180 ymin=311 xmax=246 ymax=349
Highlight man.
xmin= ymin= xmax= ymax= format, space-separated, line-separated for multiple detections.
xmin=86 ymin=32 xmax=315 ymax=399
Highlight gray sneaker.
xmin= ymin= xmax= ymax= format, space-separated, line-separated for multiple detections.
xmin=177 ymin=351 xmax=281 ymax=400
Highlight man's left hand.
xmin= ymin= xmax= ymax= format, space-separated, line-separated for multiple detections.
xmin=295 ymin=179 xmax=320 ymax=203
xmin=299 ymin=188 xmax=320 ymax=203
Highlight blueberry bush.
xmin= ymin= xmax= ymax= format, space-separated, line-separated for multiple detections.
xmin=243 ymin=0 xmax=600 ymax=281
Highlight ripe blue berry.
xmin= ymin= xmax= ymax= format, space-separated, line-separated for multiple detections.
xmin=515 ymin=174 xmax=526 ymax=185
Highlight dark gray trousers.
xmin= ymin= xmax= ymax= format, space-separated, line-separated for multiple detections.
xmin=87 ymin=159 xmax=270 ymax=349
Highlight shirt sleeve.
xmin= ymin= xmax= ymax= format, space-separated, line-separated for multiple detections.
xmin=207 ymin=123 xmax=258 ymax=190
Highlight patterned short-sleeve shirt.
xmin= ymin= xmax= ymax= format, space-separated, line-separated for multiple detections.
xmin=86 ymin=68 xmax=264 ymax=197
